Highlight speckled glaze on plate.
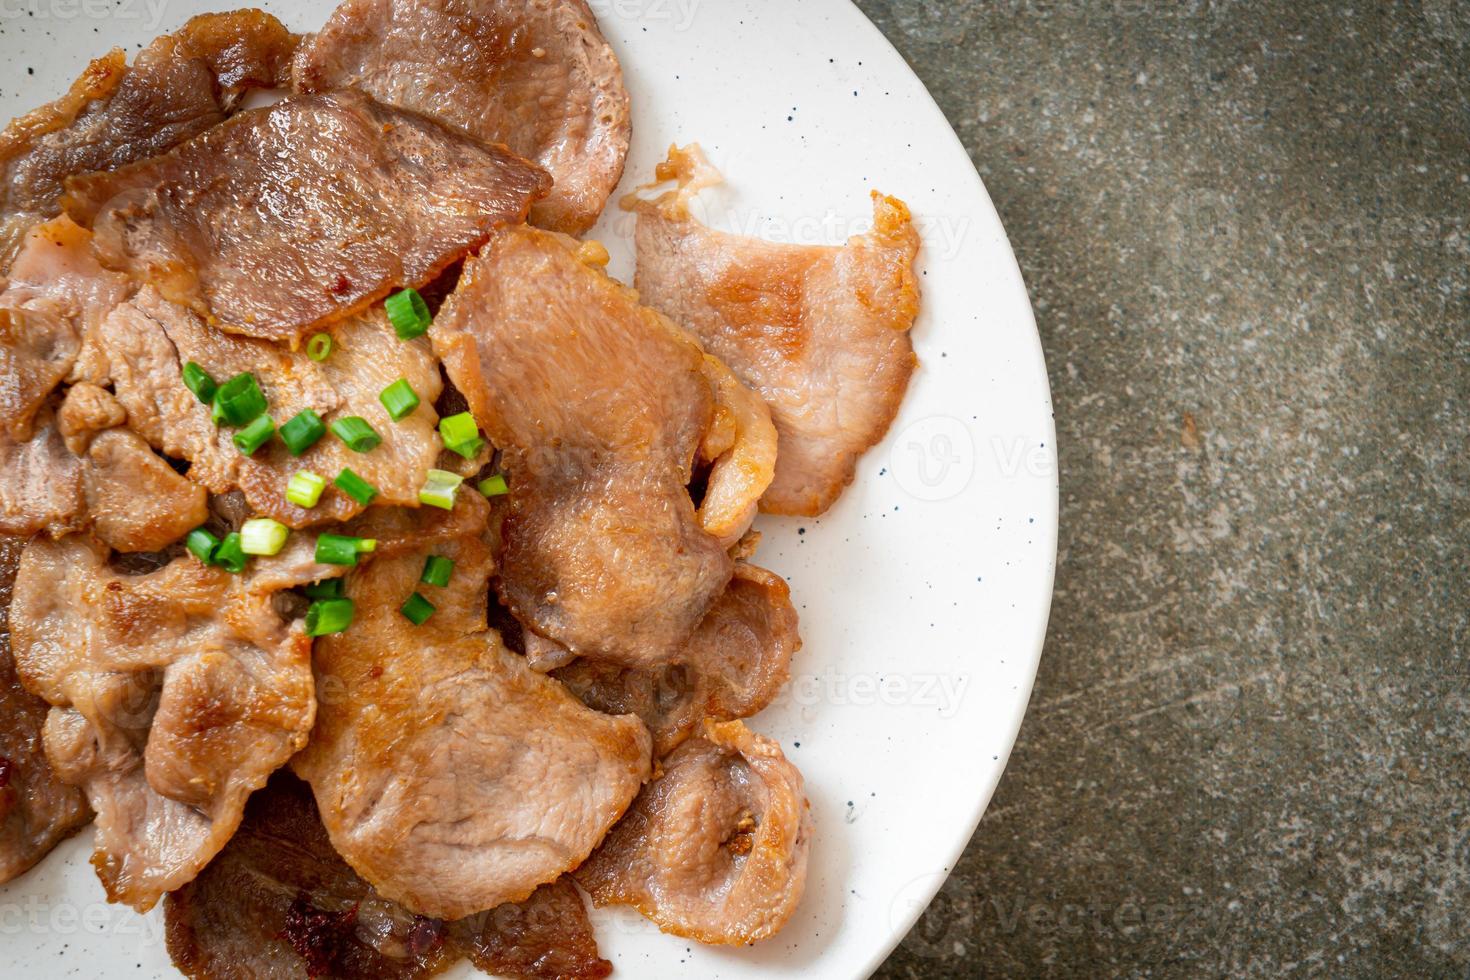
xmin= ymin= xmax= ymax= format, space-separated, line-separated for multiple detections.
xmin=0 ymin=1 xmax=1056 ymax=977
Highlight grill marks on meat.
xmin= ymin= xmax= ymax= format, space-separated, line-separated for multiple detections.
xmin=627 ymin=145 xmax=922 ymax=516
xmin=9 ymin=536 xmax=314 ymax=910
xmin=100 ymin=288 xmax=443 ymax=527
xmin=556 ymin=562 xmax=800 ymax=757
xmin=294 ymin=494 xmax=652 ymax=919
xmin=63 ymin=90 xmax=551 ymax=343
xmin=0 ymin=10 xmax=298 ymax=267
xmin=0 ymin=535 xmax=91 ymax=884
xmin=431 ymin=225 xmax=776 ymax=669
xmin=295 ymin=0 xmax=630 ymax=236
xmin=577 ymin=719 xmax=812 ymax=945
xmin=166 ymin=773 xmax=611 ymax=980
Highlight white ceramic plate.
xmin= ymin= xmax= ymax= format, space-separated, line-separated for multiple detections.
xmin=0 ymin=1 xmax=1056 ymax=977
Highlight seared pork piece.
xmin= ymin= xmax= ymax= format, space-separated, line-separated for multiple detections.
xmin=431 ymin=225 xmax=776 ymax=669
xmin=100 ymin=288 xmax=443 ymax=527
xmin=0 ymin=535 xmax=91 ymax=884
xmin=166 ymin=773 xmax=611 ymax=980
xmin=295 ymin=494 xmax=652 ymax=919
xmin=0 ymin=409 xmax=83 ymax=537
xmin=0 ymin=217 xmax=131 ymax=437
xmin=577 ymin=719 xmax=812 ymax=945
xmin=0 ymin=10 xmax=297 ymax=266
xmin=10 ymin=536 xmax=315 ymax=910
xmin=64 ymin=91 xmax=551 ymax=343
xmin=628 ymin=145 xmax=922 ymax=516
xmin=296 ymin=0 xmax=630 ymax=236
xmin=555 ymin=562 xmax=800 ymax=756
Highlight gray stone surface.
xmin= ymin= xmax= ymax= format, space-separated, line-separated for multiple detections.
xmin=855 ymin=1 xmax=1470 ymax=977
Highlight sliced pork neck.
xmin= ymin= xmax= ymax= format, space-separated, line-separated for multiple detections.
xmin=294 ymin=494 xmax=652 ymax=920
xmin=0 ymin=10 xmax=297 ymax=267
xmin=577 ymin=719 xmax=812 ymax=945
xmin=99 ymin=289 xmax=444 ymax=528
xmin=555 ymin=562 xmax=800 ymax=757
xmin=0 ymin=535 xmax=91 ymax=885
xmin=430 ymin=225 xmax=776 ymax=669
xmin=63 ymin=90 xmax=551 ymax=343
xmin=295 ymin=0 xmax=630 ymax=236
xmin=9 ymin=536 xmax=315 ymax=910
xmin=166 ymin=772 xmax=612 ymax=980
xmin=628 ymin=145 xmax=922 ymax=516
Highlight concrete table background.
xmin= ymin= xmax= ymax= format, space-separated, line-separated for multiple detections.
xmin=855 ymin=1 xmax=1470 ymax=976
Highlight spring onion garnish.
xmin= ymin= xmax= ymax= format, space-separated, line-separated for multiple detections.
xmin=437 ymin=412 xmax=484 ymax=458
xmin=478 ymin=474 xmax=509 ymax=498
xmin=418 ymin=469 xmax=463 ymax=510
xmin=378 ymin=379 xmax=421 ymax=422
xmin=280 ymin=409 xmax=327 ymax=457
xmin=400 ymin=592 xmax=436 ymax=625
xmin=303 ymin=578 xmax=345 ymax=599
xmin=186 ymin=527 xmax=221 ymax=565
xmin=315 ymin=533 xmax=377 ymax=567
xmin=240 ymin=518 xmax=289 ymax=556
xmin=330 ymin=416 xmax=382 ymax=454
xmin=287 ymin=470 xmax=327 ymax=509
xmin=334 ymin=467 xmax=379 ymax=506
xmin=213 ymin=372 xmax=268 ymax=427
xmin=420 ymin=555 xmax=455 ymax=588
xmin=233 ymin=415 xmax=276 ymax=456
xmin=306 ymin=332 xmax=334 ymax=362
xmin=385 ymin=288 xmax=431 ymax=340
xmin=304 ymin=597 xmax=355 ymax=637
xmin=213 ymin=532 xmax=248 ymax=574
xmin=182 ymin=362 xmax=217 ymax=405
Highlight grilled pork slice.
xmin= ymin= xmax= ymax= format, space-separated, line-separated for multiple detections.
xmin=577 ymin=719 xmax=812 ymax=945
xmin=294 ymin=494 xmax=652 ymax=920
xmin=296 ymin=0 xmax=630 ymax=236
xmin=555 ymin=562 xmax=800 ymax=757
xmin=0 ymin=10 xmax=297 ymax=268
xmin=431 ymin=226 xmax=776 ymax=670
xmin=98 ymin=288 xmax=443 ymax=528
xmin=63 ymin=90 xmax=551 ymax=343
xmin=0 ymin=535 xmax=91 ymax=884
xmin=9 ymin=536 xmax=315 ymax=910
xmin=628 ymin=145 xmax=923 ymax=516
xmin=0 ymin=217 xmax=131 ymax=440
xmin=165 ymin=772 xmax=611 ymax=980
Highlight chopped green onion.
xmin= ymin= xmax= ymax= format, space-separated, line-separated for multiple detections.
xmin=448 ymin=436 xmax=487 ymax=460
xmin=315 ymin=534 xmax=375 ymax=567
xmin=306 ymin=332 xmax=334 ymax=362
xmin=418 ymin=469 xmax=463 ymax=510
xmin=232 ymin=415 xmax=276 ymax=456
xmin=186 ymin=527 xmax=221 ymax=564
xmin=182 ymin=362 xmax=217 ymax=405
xmin=334 ymin=467 xmax=379 ymax=506
xmin=379 ymin=379 xmax=421 ymax=422
xmin=213 ymin=372 xmax=268 ymax=427
xmin=280 ymin=410 xmax=327 ymax=456
xmin=287 ymin=470 xmax=328 ymax=509
xmin=213 ymin=532 xmax=247 ymax=574
xmin=420 ymin=555 xmax=455 ymax=588
xmin=304 ymin=598 xmax=355 ymax=637
xmin=240 ymin=518 xmax=289 ymax=556
xmin=385 ymin=288 xmax=431 ymax=339
xmin=303 ymin=578 xmax=345 ymax=599
xmin=400 ymin=592 xmax=436 ymax=626
xmin=478 ymin=474 xmax=509 ymax=498
xmin=438 ymin=412 xmax=480 ymax=453
xmin=330 ymin=416 xmax=382 ymax=454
